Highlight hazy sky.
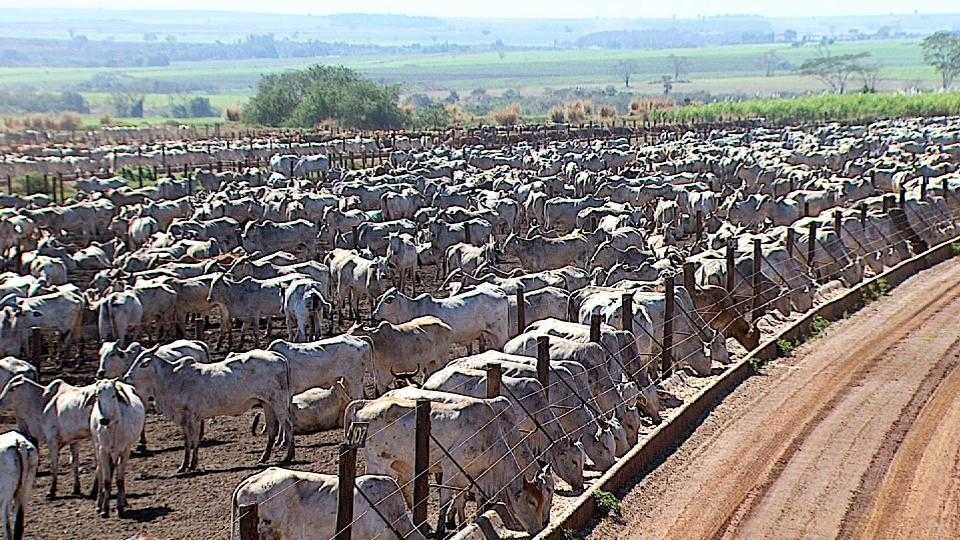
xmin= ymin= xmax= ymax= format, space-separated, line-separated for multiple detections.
xmin=4 ymin=0 xmax=958 ymax=19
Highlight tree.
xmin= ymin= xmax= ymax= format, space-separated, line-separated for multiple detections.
xmin=758 ymin=50 xmax=787 ymax=77
xmin=797 ymin=46 xmax=870 ymax=94
xmin=857 ymin=63 xmax=882 ymax=93
xmin=243 ymin=64 xmax=408 ymax=129
xmin=661 ymin=76 xmax=674 ymax=96
xmin=921 ymin=31 xmax=960 ymax=90
xmin=617 ymin=59 xmax=638 ymax=88
xmin=667 ymin=54 xmax=690 ymax=81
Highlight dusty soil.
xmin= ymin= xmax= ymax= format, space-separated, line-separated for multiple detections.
xmin=582 ymin=257 xmax=960 ymax=540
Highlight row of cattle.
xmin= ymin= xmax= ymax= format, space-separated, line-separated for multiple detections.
xmin=0 ymin=115 xmax=959 ymax=538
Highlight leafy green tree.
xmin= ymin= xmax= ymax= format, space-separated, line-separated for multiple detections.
xmin=797 ymin=47 xmax=871 ymax=94
xmin=921 ymin=31 xmax=960 ymax=90
xmin=243 ymin=65 xmax=408 ymax=129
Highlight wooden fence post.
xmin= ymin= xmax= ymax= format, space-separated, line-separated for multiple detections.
xmin=882 ymin=194 xmax=891 ymax=213
xmin=238 ymin=503 xmax=259 ymax=540
xmin=662 ymin=273 xmax=675 ymax=378
xmin=335 ymin=443 xmax=357 ymax=540
xmin=752 ymin=238 xmax=763 ymax=322
xmin=833 ymin=209 xmax=842 ymax=238
xmin=859 ymin=202 xmax=867 ymax=230
xmin=536 ymin=336 xmax=550 ymax=398
xmin=725 ymin=239 xmax=736 ymax=294
xmin=590 ymin=313 xmax=601 ymax=343
xmin=515 ymin=286 xmax=525 ymax=336
xmin=786 ymin=228 xmax=795 ymax=257
xmin=695 ymin=210 xmax=703 ymax=242
xmin=807 ymin=221 xmax=818 ymax=268
xmin=621 ymin=292 xmax=634 ymax=334
xmin=486 ymin=364 xmax=502 ymax=398
xmin=921 ymin=174 xmax=928 ymax=200
xmin=412 ymin=399 xmax=431 ymax=531
xmin=682 ymin=261 xmax=696 ymax=293
xmin=899 ymin=184 xmax=906 ymax=208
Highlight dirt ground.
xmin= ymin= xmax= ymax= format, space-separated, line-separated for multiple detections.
xmin=582 ymin=257 xmax=960 ymax=540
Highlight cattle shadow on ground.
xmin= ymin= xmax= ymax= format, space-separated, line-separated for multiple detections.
xmin=121 ymin=505 xmax=173 ymax=523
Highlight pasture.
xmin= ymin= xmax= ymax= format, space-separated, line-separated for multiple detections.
xmin=0 ymin=38 xmax=942 ymax=128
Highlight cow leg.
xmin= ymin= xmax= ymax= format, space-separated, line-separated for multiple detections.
xmin=263 ymin=315 xmax=273 ymax=342
xmin=189 ymin=418 xmax=202 ymax=471
xmin=70 ymin=444 xmax=81 ymax=496
xmin=116 ymin=450 xmax=130 ymax=515
xmin=136 ymin=428 xmax=147 ymax=454
xmin=98 ymin=455 xmax=112 ymax=517
xmin=467 ymin=342 xmax=473 ymax=355
xmin=177 ymin=423 xmax=192 ymax=473
xmin=258 ymin=408 xmax=278 ymax=463
xmin=47 ymin=446 xmax=59 ymax=498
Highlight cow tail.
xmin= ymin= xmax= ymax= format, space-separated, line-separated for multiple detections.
xmin=108 ymin=299 xmax=119 ymax=343
xmin=13 ymin=441 xmax=27 ymax=520
xmin=250 ymin=412 xmax=265 ymax=436
xmin=356 ymin=336 xmax=376 ymax=398
xmin=566 ymin=292 xmax=578 ymax=322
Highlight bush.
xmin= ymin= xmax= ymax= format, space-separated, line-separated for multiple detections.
xmin=492 ymin=104 xmax=522 ymax=126
xmin=243 ymin=64 xmax=408 ymax=129
xmin=549 ymin=106 xmax=566 ymax=124
xmin=593 ymin=490 xmax=623 ymax=522
xmin=224 ymin=106 xmax=242 ymax=122
xmin=410 ymin=103 xmax=451 ymax=129
xmin=170 ymin=96 xmax=219 ymax=118
xmin=565 ymin=100 xmax=593 ymax=124
xmin=599 ymin=104 xmax=618 ymax=118
xmin=776 ymin=338 xmax=796 ymax=357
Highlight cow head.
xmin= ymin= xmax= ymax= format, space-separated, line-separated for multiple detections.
xmin=506 ymin=460 xmax=554 ymax=535
xmin=371 ymin=288 xmax=403 ymax=323
xmin=98 ymin=341 xmax=145 ymax=379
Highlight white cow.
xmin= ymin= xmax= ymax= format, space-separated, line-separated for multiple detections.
xmin=0 ymin=431 xmax=38 ymax=540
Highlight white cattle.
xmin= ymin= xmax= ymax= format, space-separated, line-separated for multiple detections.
xmin=87 ymin=380 xmax=145 ymax=518
xmin=373 ymin=284 xmax=510 ymax=351
xmin=346 ymin=316 xmax=455 ymax=394
xmin=0 ymin=377 xmax=97 ymax=497
xmin=121 ymin=349 xmax=294 ymax=471
xmin=231 ymin=469 xmax=424 ymax=540
xmin=0 ymin=431 xmax=38 ymax=540
xmin=267 ymin=335 xmax=371 ymax=398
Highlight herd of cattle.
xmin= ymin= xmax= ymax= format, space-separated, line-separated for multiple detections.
xmin=0 ymin=116 xmax=958 ymax=539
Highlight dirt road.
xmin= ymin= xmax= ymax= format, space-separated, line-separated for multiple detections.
xmin=586 ymin=258 xmax=960 ymax=540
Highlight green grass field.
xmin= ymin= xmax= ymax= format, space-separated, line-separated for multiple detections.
xmin=0 ymin=38 xmax=947 ymax=129
xmin=0 ymin=39 xmax=938 ymax=97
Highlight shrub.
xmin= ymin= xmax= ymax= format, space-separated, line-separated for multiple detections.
xmin=170 ymin=96 xmax=219 ymax=118
xmin=492 ymin=104 xmax=522 ymax=126
xmin=599 ymin=104 xmax=618 ymax=118
xmin=549 ymin=106 xmax=566 ymax=123
xmin=243 ymin=64 xmax=408 ymax=129
xmin=593 ymin=490 xmax=623 ymax=522
xmin=810 ymin=315 xmax=831 ymax=336
xmin=776 ymin=338 xmax=796 ymax=357
xmin=565 ymin=100 xmax=592 ymax=124
xmin=224 ymin=106 xmax=242 ymax=122
xmin=863 ymin=278 xmax=890 ymax=304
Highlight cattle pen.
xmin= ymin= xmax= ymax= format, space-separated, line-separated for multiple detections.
xmin=0 ymin=114 xmax=959 ymax=540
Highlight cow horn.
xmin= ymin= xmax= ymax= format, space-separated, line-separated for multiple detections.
xmin=390 ymin=366 xmax=420 ymax=380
